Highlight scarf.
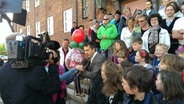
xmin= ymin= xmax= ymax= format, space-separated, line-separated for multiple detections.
xmin=148 ymin=26 xmax=161 ymax=50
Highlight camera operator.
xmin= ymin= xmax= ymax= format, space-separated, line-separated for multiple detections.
xmin=0 ymin=34 xmax=60 ymax=104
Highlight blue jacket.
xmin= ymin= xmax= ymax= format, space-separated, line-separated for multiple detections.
xmin=110 ymin=16 xmax=127 ymax=36
xmin=59 ymin=68 xmax=78 ymax=84
xmin=129 ymin=51 xmax=138 ymax=64
xmin=152 ymin=58 xmax=160 ymax=75
xmin=123 ymin=91 xmax=159 ymax=104
xmin=142 ymin=9 xmax=157 ymax=17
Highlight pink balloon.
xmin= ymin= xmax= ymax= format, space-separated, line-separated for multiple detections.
xmin=72 ymin=29 xmax=85 ymax=43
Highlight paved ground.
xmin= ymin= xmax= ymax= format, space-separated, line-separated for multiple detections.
xmin=66 ymin=99 xmax=81 ymax=104
xmin=0 ymin=97 xmax=82 ymax=104
xmin=0 ymin=97 xmax=80 ymax=104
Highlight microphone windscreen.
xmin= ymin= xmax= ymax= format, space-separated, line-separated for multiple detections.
xmin=81 ymin=58 xmax=89 ymax=66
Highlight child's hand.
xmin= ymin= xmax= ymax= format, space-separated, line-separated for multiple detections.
xmin=76 ymin=65 xmax=84 ymax=71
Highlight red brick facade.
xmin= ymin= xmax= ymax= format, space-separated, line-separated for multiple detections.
xmin=16 ymin=0 xmax=146 ymax=45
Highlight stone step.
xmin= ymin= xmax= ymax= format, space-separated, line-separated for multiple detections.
xmin=66 ymin=78 xmax=90 ymax=103
xmin=66 ymin=87 xmax=88 ymax=104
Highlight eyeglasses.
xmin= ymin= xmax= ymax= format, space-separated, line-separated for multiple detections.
xmin=138 ymin=20 xmax=145 ymax=23
xmin=103 ymin=18 xmax=109 ymax=20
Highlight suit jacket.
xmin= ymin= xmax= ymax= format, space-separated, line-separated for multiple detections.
xmin=81 ymin=52 xmax=107 ymax=104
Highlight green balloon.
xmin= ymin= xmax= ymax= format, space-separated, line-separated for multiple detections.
xmin=70 ymin=41 xmax=79 ymax=48
xmin=79 ymin=42 xmax=84 ymax=49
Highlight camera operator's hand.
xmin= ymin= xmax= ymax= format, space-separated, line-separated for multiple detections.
xmin=48 ymin=50 xmax=59 ymax=64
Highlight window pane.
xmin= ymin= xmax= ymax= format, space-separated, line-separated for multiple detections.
xmin=82 ymin=0 xmax=88 ymax=19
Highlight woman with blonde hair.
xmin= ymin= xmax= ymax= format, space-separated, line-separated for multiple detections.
xmin=122 ymin=7 xmax=132 ymax=19
xmin=121 ymin=17 xmax=134 ymax=52
xmin=111 ymin=40 xmax=129 ymax=65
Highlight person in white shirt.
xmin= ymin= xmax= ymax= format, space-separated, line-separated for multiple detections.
xmin=172 ymin=18 xmax=184 ymax=45
xmin=172 ymin=2 xmax=184 ymax=46
xmin=59 ymin=38 xmax=71 ymax=72
xmin=142 ymin=13 xmax=170 ymax=54
xmin=121 ymin=17 xmax=134 ymax=52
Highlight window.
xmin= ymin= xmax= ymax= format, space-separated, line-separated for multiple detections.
xmin=82 ymin=0 xmax=88 ymax=19
xmin=35 ymin=0 xmax=39 ymax=7
xmin=35 ymin=21 xmax=40 ymax=37
xmin=27 ymin=25 xmax=30 ymax=35
xmin=20 ymin=28 xmax=22 ymax=33
xmin=47 ymin=16 xmax=54 ymax=35
xmin=63 ymin=8 xmax=72 ymax=33
xmin=26 ymin=0 xmax=30 ymax=12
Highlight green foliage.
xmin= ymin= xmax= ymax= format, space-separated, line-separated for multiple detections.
xmin=0 ymin=44 xmax=7 ymax=55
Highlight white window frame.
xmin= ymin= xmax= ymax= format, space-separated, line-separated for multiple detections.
xmin=27 ymin=25 xmax=30 ymax=35
xmin=35 ymin=21 xmax=40 ymax=37
xmin=26 ymin=0 xmax=30 ymax=12
xmin=20 ymin=28 xmax=23 ymax=33
xmin=63 ymin=8 xmax=72 ymax=33
xmin=47 ymin=16 xmax=54 ymax=35
xmin=35 ymin=0 xmax=40 ymax=7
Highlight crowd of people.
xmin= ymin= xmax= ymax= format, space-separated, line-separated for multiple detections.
xmin=0 ymin=0 xmax=184 ymax=104
xmin=68 ymin=0 xmax=184 ymax=104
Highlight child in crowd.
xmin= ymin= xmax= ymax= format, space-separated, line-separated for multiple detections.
xmin=177 ymin=50 xmax=184 ymax=59
xmin=111 ymin=40 xmax=129 ymax=65
xmin=101 ymin=60 xmax=124 ymax=104
xmin=156 ymin=70 xmax=184 ymax=104
xmin=122 ymin=65 xmax=159 ymax=104
xmin=120 ymin=60 xmax=133 ymax=69
xmin=129 ymin=38 xmax=143 ymax=64
xmin=158 ymin=54 xmax=184 ymax=72
xmin=135 ymin=49 xmax=154 ymax=75
xmin=153 ymin=43 xmax=169 ymax=75
xmin=154 ymin=54 xmax=184 ymax=99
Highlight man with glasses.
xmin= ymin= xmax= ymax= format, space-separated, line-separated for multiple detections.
xmin=138 ymin=14 xmax=150 ymax=36
xmin=97 ymin=14 xmax=118 ymax=59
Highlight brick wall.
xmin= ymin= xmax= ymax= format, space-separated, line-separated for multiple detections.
xmin=16 ymin=0 xmax=146 ymax=45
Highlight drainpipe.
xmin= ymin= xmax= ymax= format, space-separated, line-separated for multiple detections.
xmin=92 ymin=0 xmax=96 ymax=19
xmin=74 ymin=0 xmax=78 ymax=24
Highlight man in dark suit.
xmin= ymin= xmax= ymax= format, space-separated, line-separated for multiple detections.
xmin=76 ymin=42 xmax=107 ymax=104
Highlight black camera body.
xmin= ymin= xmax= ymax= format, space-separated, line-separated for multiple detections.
xmin=6 ymin=33 xmax=57 ymax=68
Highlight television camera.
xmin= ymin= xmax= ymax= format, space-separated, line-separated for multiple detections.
xmin=6 ymin=32 xmax=60 ymax=68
